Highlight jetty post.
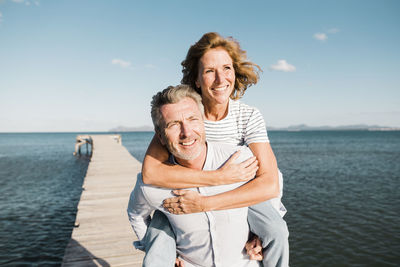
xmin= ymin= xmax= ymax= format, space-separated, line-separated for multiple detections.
xmin=73 ymin=135 xmax=93 ymax=156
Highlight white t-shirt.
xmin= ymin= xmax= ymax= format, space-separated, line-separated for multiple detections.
xmin=128 ymin=142 xmax=261 ymax=267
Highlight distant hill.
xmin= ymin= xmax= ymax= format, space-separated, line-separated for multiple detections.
xmin=268 ymin=124 xmax=400 ymax=131
xmin=109 ymin=124 xmax=400 ymax=132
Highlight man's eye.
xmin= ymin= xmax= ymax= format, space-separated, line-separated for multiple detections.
xmin=224 ymin=66 xmax=231 ymax=70
xmin=205 ymin=69 xmax=213 ymax=73
xmin=167 ymin=123 xmax=179 ymax=129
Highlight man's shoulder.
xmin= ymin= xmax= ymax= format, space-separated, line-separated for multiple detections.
xmin=207 ymin=142 xmax=253 ymax=164
xmin=208 ymin=141 xmax=249 ymax=152
xmin=135 ymin=173 xmax=174 ymax=208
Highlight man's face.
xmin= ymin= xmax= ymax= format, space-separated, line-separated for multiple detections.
xmin=159 ymin=97 xmax=206 ymax=161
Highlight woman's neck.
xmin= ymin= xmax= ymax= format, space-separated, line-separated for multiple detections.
xmin=204 ymin=100 xmax=229 ymax=121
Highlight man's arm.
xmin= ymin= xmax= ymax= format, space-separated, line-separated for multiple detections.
xmin=127 ymin=174 xmax=153 ymax=242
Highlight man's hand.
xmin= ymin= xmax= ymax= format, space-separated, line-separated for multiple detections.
xmin=245 ymin=234 xmax=263 ymax=261
xmin=163 ymin=190 xmax=206 ymax=214
xmin=175 ymin=258 xmax=184 ymax=267
xmin=216 ymin=151 xmax=258 ymax=185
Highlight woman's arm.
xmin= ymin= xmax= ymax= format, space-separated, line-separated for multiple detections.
xmin=142 ymin=135 xmax=258 ymax=188
xmin=163 ymin=142 xmax=280 ymax=213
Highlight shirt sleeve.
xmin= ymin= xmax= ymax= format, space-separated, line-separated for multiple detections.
xmin=244 ymin=107 xmax=269 ymax=145
xmin=127 ymin=173 xmax=153 ymax=243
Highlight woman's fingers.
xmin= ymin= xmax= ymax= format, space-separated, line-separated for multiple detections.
xmin=240 ymin=157 xmax=259 ymax=179
xmin=163 ymin=196 xmax=179 ymax=204
xmin=233 ymin=156 xmax=258 ymax=181
xmin=218 ymin=151 xmax=259 ymax=184
xmin=163 ymin=190 xmax=205 ymax=214
xmin=164 ymin=201 xmax=180 ymax=208
xmin=225 ymin=150 xmax=241 ymax=164
xmin=239 ymin=155 xmax=257 ymax=167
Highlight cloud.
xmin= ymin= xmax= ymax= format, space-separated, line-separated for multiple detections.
xmin=313 ymin=28 xmax=340 ymax=42
xmin=11 ymin=0 xmax=40 ymax=5
xmin=269 ymin=60 xmax=296 ymax=72
xmin=145 ymin=63 xmax=156 ymax=69
xmin=327 ymin=28 xmax=340 ymax=34
xmin=313 ymin=33 xmax=328 ymax=41
xmin=111 ymin=58 xmax=131 ymax=68
xmin=0 ymin=12 xmax=3 ymax=23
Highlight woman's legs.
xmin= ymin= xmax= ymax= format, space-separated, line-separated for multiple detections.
xmin=142 ymin=210 xmax=176 ymax=267
xmin=248 ymin=201 xmax=289 ymax=267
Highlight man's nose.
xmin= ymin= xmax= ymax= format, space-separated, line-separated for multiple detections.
xmin=180 ymin=122 xmax=191 ymax=138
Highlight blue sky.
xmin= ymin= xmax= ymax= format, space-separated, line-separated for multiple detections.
xmin=0 ymin=0 xmax=399 ymax=132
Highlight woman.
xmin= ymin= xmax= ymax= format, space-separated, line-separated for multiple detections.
xmin=142 ymin=32 xmax=288 ymax=267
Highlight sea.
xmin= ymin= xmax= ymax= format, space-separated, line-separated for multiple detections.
xmin=0 ymin=131 xmax=399 ymax=266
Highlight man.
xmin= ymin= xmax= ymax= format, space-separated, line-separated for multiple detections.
xmin=127 ymin=84 xmax=261 ymax=267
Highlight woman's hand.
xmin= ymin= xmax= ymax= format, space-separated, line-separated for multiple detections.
xmin=245 ymin=234 xmax=263 ymax=261
xmin=216 ymin=151 xmax=259 ymax=185
xmin=163 ymin=190 xmax=207 ymax=214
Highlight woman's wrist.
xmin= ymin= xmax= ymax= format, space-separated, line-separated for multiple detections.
xmin=201 ymin=195 xmax=212 ymax=212
xmin=212 ymin=169 xmax=226 ymax=186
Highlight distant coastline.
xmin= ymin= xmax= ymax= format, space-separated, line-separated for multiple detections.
xmin=1 ymin=124 xmax=399 ymax=134
xmin=109 ymin=126 xmax=155 ymax=132
xmin=108 ymin=124 xmax=400 ymax=132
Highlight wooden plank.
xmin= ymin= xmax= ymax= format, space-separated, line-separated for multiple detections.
xmin=62 ymin=135 xmax=144 ymax=266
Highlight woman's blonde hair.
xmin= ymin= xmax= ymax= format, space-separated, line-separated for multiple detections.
xmin=181 ymin=32 xmax=261 ymax=100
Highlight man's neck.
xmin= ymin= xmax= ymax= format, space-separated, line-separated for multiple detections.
xmin=175 ymin=143 xmax=207 ymax=170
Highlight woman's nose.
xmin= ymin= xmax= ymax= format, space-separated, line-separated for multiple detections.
xmin=215 ymin=70 xmax=224 ymax=84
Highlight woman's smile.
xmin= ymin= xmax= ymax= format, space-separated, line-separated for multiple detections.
xmin=196 ymin=47 xmax=235 ymax=107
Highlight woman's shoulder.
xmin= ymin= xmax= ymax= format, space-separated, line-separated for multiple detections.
xmin=229 ymin=99 xmax=262 ymax=117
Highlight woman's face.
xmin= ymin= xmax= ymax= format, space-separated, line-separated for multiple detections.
xmin=196 ymin=47 xmax=235 ymax=107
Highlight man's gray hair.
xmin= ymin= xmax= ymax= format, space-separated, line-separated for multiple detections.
xmin=151 ymin=84 xmax=204 ymax=133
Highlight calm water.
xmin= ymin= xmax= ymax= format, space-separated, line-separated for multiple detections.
xmin=0 ymin=131 xmax=399 ymax=266
xmin=0 ymin=133 xmax=90 ymax=266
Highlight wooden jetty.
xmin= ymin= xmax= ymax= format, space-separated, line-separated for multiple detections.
xmin=63 ymin=135 xmax=144 ymax=266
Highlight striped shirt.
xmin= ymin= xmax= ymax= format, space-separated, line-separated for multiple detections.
xmin=204 ymin=99 xmax=287 ymax=217
xmin=204 ymin=99 xmax=269 ymax=146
